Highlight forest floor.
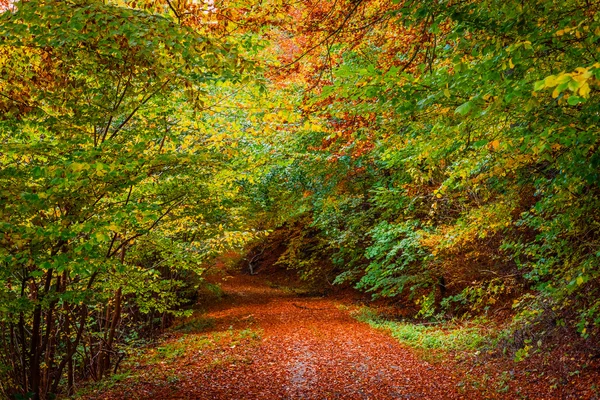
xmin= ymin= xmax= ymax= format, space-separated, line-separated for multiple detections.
xmin=79 ymin=269 xmax=599 ymax=400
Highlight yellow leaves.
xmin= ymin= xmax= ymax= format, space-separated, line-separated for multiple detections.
xmin=574 ymin=67 xmax=592 ymax=79
xmin=208 ymin=132 xmax=229 ymax=148
xmin=71 ymin=162 xmax=88 ymax=172
xmin=95 ymin=163 xmax=107 ymax=177
xmin=439 ymin=201 xmax=515 ymax=249
xmin=302 ymin=119 xmax=326 ymax=133
xmin=534 ymin=64 xmax=598 ymax=102
xmin=556 ymin=26 xmax=585 ymax=37
xmin=543 ymin=75 xmax=557 ymax=87
xmin=261 ymin=108 xmax=300 ymax=126
xmin=507 ymin=41 xmax=533 ymax=52
xmin=94 ymin=232 xmax=109 ymax=242
xmin=556 ymin=74 xmax=572 ymax=85
xmin=276 ymin=109 xmax=293 ymax=121
xmin=579 ymin=82 xmax=591 ymax=98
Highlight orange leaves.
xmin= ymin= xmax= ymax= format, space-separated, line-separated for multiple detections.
xmin=311 ymin=112 xmax=377 ymax=161
xmin=83 ymin=273 xmax=467 ymax=399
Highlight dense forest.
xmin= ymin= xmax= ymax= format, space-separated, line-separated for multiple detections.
xmin=1 ymin=0 xmax=599 ymax=398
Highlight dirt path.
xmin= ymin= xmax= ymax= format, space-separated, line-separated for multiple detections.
xmin=90 ymin=274 xmax=470 ymax=399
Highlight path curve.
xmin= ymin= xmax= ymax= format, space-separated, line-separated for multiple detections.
xmin=93 ymin=274 xmax=469 ymax=399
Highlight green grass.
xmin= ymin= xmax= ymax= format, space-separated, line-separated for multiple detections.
xmin=149 ymin=326 xmax=263 ymax=363
xmin=172 ymin=315 xmax=216 ymax=333
xmin=352 ymin=307 xmax=489 ymax=352
xmin=155 ymin=342 xmax=187 ymax=360
xmin=71 ymin=372 xmax=139 ymax=398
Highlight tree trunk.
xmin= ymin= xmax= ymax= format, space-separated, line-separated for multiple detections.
xmin=102 ymin=288 xmax=122 ymax=378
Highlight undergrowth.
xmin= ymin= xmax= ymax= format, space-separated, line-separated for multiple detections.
xmin=172 ymin=315 xmax=217 ymax=333
xmin=73 ymin=316 xmax=263 ymax=398
xmin=351 ymin=307 xmax=492 ymax=353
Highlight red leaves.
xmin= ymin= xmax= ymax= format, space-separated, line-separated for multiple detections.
xmin=83 ymin=273 xmax=600 ymax=399
xmin=87 ymin=274 xmax=466 ymax=399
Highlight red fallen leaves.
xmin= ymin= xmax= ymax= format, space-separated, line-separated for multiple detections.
xmin=87 ymin=274 xmax=467 ymax=399
xmin=83 ymin=273 xmax=598 ymax=400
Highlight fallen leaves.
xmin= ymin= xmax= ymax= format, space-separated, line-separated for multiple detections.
xmin=84 ymin=274 xmax=466 ymax=399
xmin=80 ymin=273 xmax=600 ymax=400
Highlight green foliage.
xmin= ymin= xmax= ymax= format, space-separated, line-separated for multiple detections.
xmin=442 ymin=278 xmax=517 ymax=315
xmin=353 ymin=307 xmax=489 ymax=352
xmin=357 ymin=221 xmax=432 ymax=298
xmin=251 ymin=0 xmax=600 ymax=346
xmin=0 ymin=1 xmax=259 ymax=397
xmin=2 ymin=0 xmax=600 ymax=395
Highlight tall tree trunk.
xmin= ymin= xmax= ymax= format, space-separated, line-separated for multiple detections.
xmin=103 ymin=287 xmax=122 ymax=376
xmin=30 ymin=285 xmax=42 ymax=399
xmin=50 ymin=304 xmax=88 ymax=395
xmin=18 ymin=312 xmax=27 ymax=393
xmin=30 ymin=269 xmax=53 ymax=400
xmin=40 ymin=301 xmax=56 ymax=397
xmin=99 ymin=245 xmax=127 ymax=378
xmin=42 ymin=273 xmax=62 ymax=397
xmin=62 ymin=271 xmax=74 ymax=396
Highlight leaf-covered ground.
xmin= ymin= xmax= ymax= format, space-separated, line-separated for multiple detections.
xmin=80 ymin=272 xmax=469 ymax=399
xmin=79 ymin=272 xmax=598 ymax=399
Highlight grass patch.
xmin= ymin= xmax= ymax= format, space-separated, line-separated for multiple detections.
xmin=172 ymin=315 xmax=216 ymax=333
xmin=236 ymin=328 xmax=262 ymax=341
xmin=148 ymin=326 xmax=263 ymax=364
xmin=352 ymin=306 xmax=489 ymax=352
xmin=155 ymin=342 xmax=186 ymax=360
xmin=71 ymin=372 xmax=139 ymax=398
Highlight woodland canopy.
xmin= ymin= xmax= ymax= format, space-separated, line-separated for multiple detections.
xmin=0 ymin=0 xmax=599 ymax=398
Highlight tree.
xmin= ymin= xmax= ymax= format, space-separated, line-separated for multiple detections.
xmin=0 ymin=1 xmax=255 ymax=397
xmin=250 ymin=0 xmax=600 ymax=343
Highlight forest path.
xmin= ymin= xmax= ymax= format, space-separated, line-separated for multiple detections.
xmin=89 ymin=273 xmax=470 ymax=399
